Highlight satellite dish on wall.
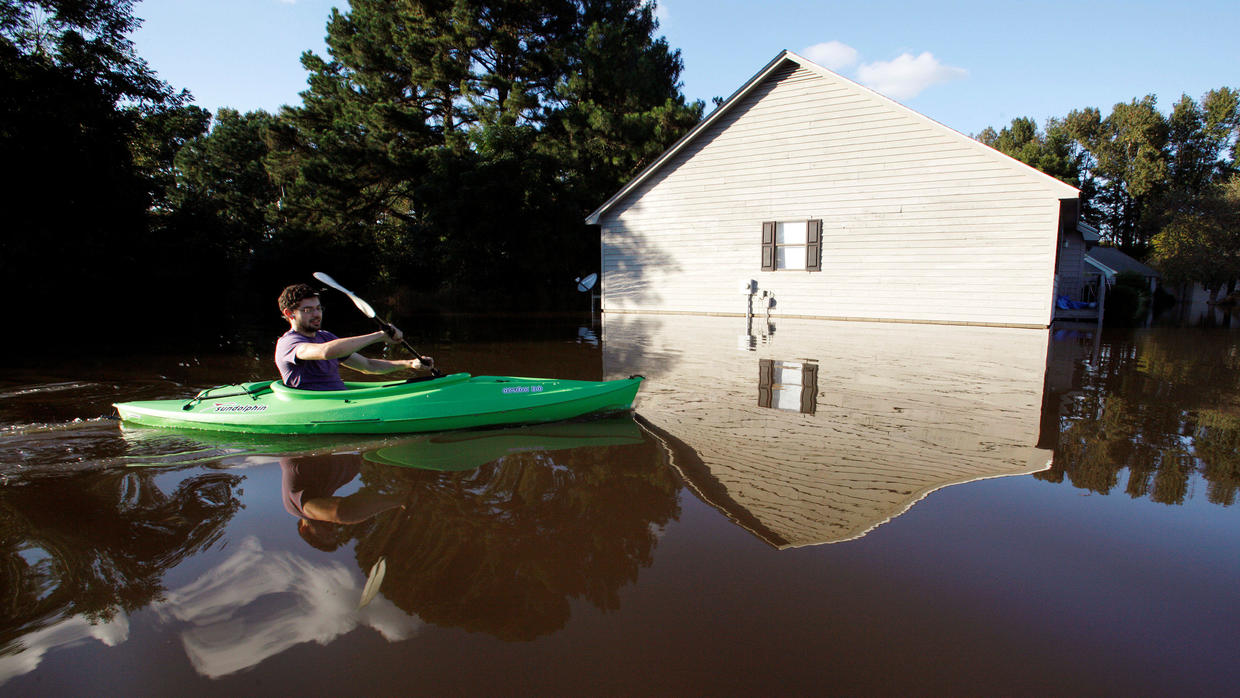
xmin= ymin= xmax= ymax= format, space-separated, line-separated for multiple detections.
xmin=575 ymin=273 xmax=598 ymax=292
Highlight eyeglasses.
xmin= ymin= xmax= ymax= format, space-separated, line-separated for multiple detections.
xmin=295 ymin=305 xmax=324 ymax=314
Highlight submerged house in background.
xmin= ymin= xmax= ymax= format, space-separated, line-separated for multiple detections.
xmin=586 ymin=50 xmax=1088 ymax=329
xmin=1086 ymin=246 xmax=1161 ymax=292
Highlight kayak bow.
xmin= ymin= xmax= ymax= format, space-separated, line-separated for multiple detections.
xmin=114 ymin=373 xmax=643 ymax=435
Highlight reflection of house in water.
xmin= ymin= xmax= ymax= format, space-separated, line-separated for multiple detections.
xmin=1038 ymin=327 xmax=1100 ymax=450
xmin=604 ymin=314 xmax=1053 ymax=548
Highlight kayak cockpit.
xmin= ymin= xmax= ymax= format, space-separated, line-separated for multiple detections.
xmin=267 ymin=372 xmax=472 ymax=400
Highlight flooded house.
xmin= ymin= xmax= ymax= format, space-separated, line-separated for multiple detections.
xmin=586 ymin=50 xmax=1089 ymax=329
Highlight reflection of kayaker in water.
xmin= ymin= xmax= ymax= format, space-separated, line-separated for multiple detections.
xmin=280 ymin=455 xmax=406 ymax=551
xmin=275 ymin=283 xmax=434 ymax=390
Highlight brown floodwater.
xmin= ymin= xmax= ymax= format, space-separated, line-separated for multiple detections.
xmin=2 ymin=313 xmax=1238 ymax=695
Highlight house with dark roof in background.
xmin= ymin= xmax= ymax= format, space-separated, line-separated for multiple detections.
xmin=1086 ymin=246 xmax=1162 ymax=292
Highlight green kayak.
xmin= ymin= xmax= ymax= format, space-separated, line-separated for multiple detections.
xmin=114 ymin=373 xmax=643 ymax=435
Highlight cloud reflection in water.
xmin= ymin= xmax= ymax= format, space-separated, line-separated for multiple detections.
xmin=155 ymin=536 xmax=421 ymax=678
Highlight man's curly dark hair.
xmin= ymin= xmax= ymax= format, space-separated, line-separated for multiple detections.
xmin=278 ymin=283 xmax=319 ymax=314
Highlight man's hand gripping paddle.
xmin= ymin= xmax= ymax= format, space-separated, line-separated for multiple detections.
xmin=312 ymin=272 xmax=440 ymax=377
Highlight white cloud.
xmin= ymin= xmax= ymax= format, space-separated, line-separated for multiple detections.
xmin=647 ymin=0 xmax=670 ymax=26
xmin=855 ymin=52 xmax=968 ymax=100
xmin=802 ymin=41 xmax=859 ymax=71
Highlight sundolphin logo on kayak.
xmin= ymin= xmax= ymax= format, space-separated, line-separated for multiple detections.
xmin=501 ymin=385 xmax=544 ymax=394
xmin=212 ymin=402 xmax=268 ymax=413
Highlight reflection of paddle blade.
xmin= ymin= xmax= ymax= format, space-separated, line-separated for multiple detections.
xmin=359 ymin=556 xmax=387 ymax=609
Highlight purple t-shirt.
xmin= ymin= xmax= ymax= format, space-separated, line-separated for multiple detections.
xmin=275 ymin=329 xmax=348 ymax=390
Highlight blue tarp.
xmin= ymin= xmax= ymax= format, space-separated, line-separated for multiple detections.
xmin=1056 ymin=296 xmax=1097 ymax=310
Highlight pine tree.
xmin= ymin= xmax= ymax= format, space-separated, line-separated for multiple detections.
xmin=273 ymin=0 xmax=702 ymax=306
xmin=0 ymin=0 xmax=197 ymax=334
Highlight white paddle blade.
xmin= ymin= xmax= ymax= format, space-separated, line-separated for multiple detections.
xmin=314 ymin=272 xmax=377 ymax=319
xmin=312 ymin=271 xmax=347 ymax=293
xmin=348 ymin=295 xmax=378 ymax=319
xmin=359 ymin=556 xmax=387 ymax=609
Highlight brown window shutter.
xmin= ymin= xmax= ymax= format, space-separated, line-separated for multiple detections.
xmin=800 ymin=362 xmax=818 ymax=414
xmin=761 ymin=221 xmax=776 ymax=271
xmin=806 ymin=219 xmax=822 ymax=271
xmin=758 ymin=359 xmax=773 ymax=408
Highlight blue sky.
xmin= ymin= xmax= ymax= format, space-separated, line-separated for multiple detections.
xmin=132 ymin=0 xmax=1239 ymax=138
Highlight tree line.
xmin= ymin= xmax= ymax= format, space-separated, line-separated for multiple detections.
xmin=978 ymin=90 xmax=1240 ymax=303
xmin=5 ymin=0 xmax=1237 ymax=346
xmin=0 ymin=0 xmax=702 ymax=342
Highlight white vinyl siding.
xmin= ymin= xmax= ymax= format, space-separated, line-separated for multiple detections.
xmin=594 ymin=57 xmax=1077 ymax=328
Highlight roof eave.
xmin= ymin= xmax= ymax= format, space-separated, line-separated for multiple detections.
xmin=586 ymin=49 xmax=1081 ymax=225
xmin=1085 ymin=257 xmax=1117 ymax=275
xmin=586 ymin=50 xmax=800 ymax=225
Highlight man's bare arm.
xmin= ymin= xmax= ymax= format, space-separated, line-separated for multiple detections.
xmin=293 ymin=331 xmax=388 ymax=361
xmin=342 ymin=354 xmax=434 ymax=375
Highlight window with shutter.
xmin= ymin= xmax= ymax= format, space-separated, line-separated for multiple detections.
xmin=761 ymin=222 xmax=776 ymax=271
xmin=807 ymin=219 xmax=822 ymax=271
xmin=761 ymin=220 xmax=822 ymax=271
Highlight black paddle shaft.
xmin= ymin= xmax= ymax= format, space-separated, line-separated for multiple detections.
xmin=372 ymin=317 xmax=442 ymax=377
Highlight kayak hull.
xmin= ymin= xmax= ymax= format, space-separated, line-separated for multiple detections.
xmin=114 ymin=373 xmax=643 ymax=435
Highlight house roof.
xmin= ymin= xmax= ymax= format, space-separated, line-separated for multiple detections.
xmin=1086 ymin=246 xmax=1161 ymax=279
xmin=1078 ymin=220 xmax=1101 ymax=243
xmin=586 ymin=49 xmax=1079 ymax=225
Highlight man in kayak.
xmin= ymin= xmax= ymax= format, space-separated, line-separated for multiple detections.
xmin=277 ymin=283 xmax=433 ymax=390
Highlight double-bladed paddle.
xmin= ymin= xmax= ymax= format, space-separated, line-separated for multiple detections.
xmin=312 ymin=272 xmax=440 ymax=376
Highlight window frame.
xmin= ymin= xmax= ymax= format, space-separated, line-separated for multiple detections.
xmin=761 ymin=219 xmax=822 ymax=271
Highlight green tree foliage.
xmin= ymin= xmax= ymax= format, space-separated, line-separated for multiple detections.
xmin=543 ymin=0 xmax=703 ymax=204
xmin=1150 ymin=176 xmax=1240 ymax=302
xmin=149 ymin=109 xmax=284 ymax=315
xmin=0 ymin=0 xmax=702 ymax=346
xmin=976 ymin=116 xmax=1085 ymax=188
xmin=1062 ymin=96 xmax=1170 ymax=255
xmin=0 ymin=0 xmax=205 ymax=335
xmin=1103 ymin=270 xmax=1152 ymax=326
xmin=1165 ymin=88 xmax=1239 ymax=203
xmin=982 ymin=89 xmax=1239 ymax=296
xmin=274 ymin=0 xmax=702 ymax=307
